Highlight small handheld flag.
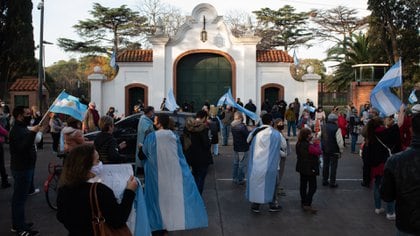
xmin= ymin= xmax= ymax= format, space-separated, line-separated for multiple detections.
xmin=49 ymin=91 xmax=87 ymax=121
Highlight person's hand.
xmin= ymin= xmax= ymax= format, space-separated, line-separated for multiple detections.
xmin=400 ymin=104 xmax=405 ymax=113
xmin=119 ymin=141 xmax=127 ymax=149
xmin=126 ymin=176 xmax=138 ymax=191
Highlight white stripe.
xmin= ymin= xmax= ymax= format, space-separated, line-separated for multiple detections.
xmin=249 ymin=128 xmax=271 ymax=202
xmin=156 ymin=130 xmax=185 ymax=230
xmin=373 ymin=90 xmax=398 ymax=115
xmin=380 ymin=66 xmax=400 ymax=83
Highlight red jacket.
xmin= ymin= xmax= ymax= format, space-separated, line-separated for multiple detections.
xmin=337 ymin=115 xmax=348 ymax=136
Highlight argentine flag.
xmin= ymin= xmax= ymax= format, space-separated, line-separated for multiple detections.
xmin=408 ymin=89 xmax=418 ymax=104
xmin=142 ymin=130 xmax=208 ymax=231
xmin=246 ymin=125 xmax=281 ymax=203
xmin=370 ymin=59 xmax=403 ymax=116
xmin=165 ymin=89 xmax=180 ymax=111
xmin=217 ymin=88 xmax=259 ymax=121
xmin=293 ymin=50 xmax=299 ymax=66
xmin=49 ymin=91 xmax=87 ymax=121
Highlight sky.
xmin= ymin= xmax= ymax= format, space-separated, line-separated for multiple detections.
xmin=31 ymin=0 xmax=370 ymax=70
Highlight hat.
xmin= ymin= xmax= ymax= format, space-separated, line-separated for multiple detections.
xmin=412 ymin=104 xmax=420 ymax=114
xmin=328 ymin=113 xmax=338 ymax=122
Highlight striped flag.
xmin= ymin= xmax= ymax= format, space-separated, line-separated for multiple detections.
xmin=246 ymin=125 xmax=281 ymax=203
xmin=370 ymin=59 xmax=403 ymax=116
xmin=293 ymin=50 xmax=299 ymax=66
xmin=217 ymin=88 xmax=259 ymax=121
xmin=164 ymin=89 xmax=179 ymax=111
xmin=142 ymin=130 xmax=208 ymax=231
xmin=49 ymin=91 xmax=87 ymax=121
xmin=408 ymin=89 xmax=418 ymax=104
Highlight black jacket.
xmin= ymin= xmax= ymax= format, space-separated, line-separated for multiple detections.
xmin=295 ymin=140 xmax=320 ymax=176
xmin=381 ymin=135 xmax=420 ymax=235
xmin=231 ymin=120 xmax=249 ymax=152
xmin=57 ymin=182 xmax=135 ymax=236
xmin=94 ymin=132 xmax=125 ymax=164
xmin=184 ymin=120 xmax=212 ymax=167
xmin=321 ymin=121 xmax=340 ymax=154
xmin=9 ymin=120 xmax=37 ymax=171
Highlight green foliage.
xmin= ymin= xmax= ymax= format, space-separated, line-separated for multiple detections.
xmin=253 ymin=5 xmax=312 ymax=51
xmin=57 ymin=3 xmax=148 ymax=55
xmin=291 ymin=59 xmax=327 ymax=81
xmin=0 ymin=0 xmax=37 ymax=100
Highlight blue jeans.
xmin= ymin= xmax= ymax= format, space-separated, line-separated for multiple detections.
xmin=232 ymin=151 xmax=248 ymax=183
xmin=351 ymin=133 xmax=358 ymax=153
xmin=192 ymin=165 xmax=208 ymax=195
xmin=222 ymin=124 xmax=231 ymax=145
xmin=212 ymin=144 xmax=219 ymax=155
xmin=11 ymin=169 xmax=34 ymax=230
xmin=287 ymin=121 xmax=296 ymax=136
xmin=374 ymin=176 xmax=394 ymax=213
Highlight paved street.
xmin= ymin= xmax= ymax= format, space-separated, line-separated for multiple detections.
xmin=0 ymin=135 xmax=395 ymax=236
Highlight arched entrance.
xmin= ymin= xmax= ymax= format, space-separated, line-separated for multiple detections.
xmin=261 ymin=83 xmax=285 ymax=107
xmin=175 ymin=52 xmax=234 ymax=112
xmin=125 ymin=84 xmax=148 ymax=115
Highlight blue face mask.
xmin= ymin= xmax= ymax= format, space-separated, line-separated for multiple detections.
xmin=90 ymin=161 xmax=103 ymax=176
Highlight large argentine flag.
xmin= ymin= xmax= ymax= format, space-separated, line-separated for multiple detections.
xmin=142 ymin=130 xmax=208 ymax=231
xmin=370 ymin=60 xmax=402 ymax=116
xmin=217 ymin=88 xmax=259 ymax=121
xmin=246 ymin=125 xmax=281 ymax=203
xmin=49 ymin=91 xmax=87 ymax=121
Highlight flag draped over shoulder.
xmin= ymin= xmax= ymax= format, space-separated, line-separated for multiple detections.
xmin=142 ymin=130 xmax=208 ymax=231
xmin=246 ymin=125 xmax=281 ymax=203
xmin=217 ymin=88 xmax=259 ymax=121
xmin=165 ymin=89 xmax=179 ymax=111
xmin=370 ymin=60 xmax=402 ymax=116
xmin=49 ymin=91 xmax=87 ymax=121
xmin=134 ymin=181 xmax=152 ymax=236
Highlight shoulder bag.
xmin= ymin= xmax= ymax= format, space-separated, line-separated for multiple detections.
xmin=89 ymin=182 xmax=132 ymax=236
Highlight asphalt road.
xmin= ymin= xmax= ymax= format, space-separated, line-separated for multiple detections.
xmin=0 ymin=134 xmax=396 ymax=236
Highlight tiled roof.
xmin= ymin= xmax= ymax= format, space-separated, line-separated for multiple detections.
xmin=9 ymin=77 xmax=39 ymax=91
xmin=256 ymin=50 xmax=293 ymax=63
xmin=117 ymin=49 xmax=153 ymax=62
xmin=115 ymin=49 xmax=293 ymax=63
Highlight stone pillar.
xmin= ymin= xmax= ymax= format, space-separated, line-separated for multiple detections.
xmin=302 ymin=66 xmax=321 ymax=107
xmin=88 ymin=66 xmax=106 ymax=115
xmin=149 ymin=36 xmax=169 ymax=107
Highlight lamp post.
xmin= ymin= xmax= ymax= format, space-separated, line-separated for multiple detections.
xmin=37 ymin=0 xmax=44 ymax=112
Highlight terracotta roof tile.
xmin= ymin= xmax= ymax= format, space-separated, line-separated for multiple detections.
xmin=256 ymin=50 xmax=293 ymax=63
xmin=9 ymin=77 xmax=39 ymax=91
xmin=117 ymin=49 xmax=153 ymax=62
xmin=115 ymin=49 xmax=292 ymax=63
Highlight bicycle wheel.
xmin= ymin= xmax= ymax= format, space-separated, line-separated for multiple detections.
xmin=45 ymin=173 xmax=60 ymax=210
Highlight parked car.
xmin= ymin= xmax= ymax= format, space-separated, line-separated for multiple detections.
xmin=84 ymin=111 xmax=195 ymax=163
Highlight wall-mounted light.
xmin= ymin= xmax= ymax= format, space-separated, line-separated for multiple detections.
xmin=201 ymin=15 xmax=207 ymax=42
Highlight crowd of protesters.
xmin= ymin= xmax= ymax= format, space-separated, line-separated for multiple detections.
xmin=1 ymin=94 xmax=419 ymax=236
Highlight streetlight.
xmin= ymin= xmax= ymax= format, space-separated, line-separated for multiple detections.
xmin=37 ymin=0 xmax=44 ymax=112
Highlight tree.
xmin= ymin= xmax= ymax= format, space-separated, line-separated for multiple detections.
xmin=138 ymin=0 xmax=185 ymax=37
xmin=253 ymin=5 xmax=313 ymax=51
xmin=224 ymin=10 xmax=253 ymax=37
xmin=290 ymin=59 xmax=327 ymax=81
xmin=0 ymin=0 xmax=37 ymax=101
xmin=368 ymin=0 xmax=419 ymax=87
xmin=57 ymin=3 xmax=148 ymax=55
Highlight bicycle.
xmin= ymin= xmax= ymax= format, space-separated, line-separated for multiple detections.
xmin=43 ymin=153 xmax=65 ymax=210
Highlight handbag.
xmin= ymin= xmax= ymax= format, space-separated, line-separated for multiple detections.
xmin=89 ymin=182 xmax=132 ymax=236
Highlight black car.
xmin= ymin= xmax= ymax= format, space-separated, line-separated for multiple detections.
xmin=84 ymin=111 xmax=195 ymax=163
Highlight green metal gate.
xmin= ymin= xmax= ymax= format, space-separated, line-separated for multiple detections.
xmin=177 ymin=53 xmax=232 ymax=112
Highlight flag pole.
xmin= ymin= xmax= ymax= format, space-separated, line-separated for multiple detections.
xmin=399 ymin=58 xmax=403 ymax=100
xmin=38 ymin=89 xmax=66 ymax=126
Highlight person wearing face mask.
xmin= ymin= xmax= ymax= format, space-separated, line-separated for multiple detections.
xmin=295 ymin=128 xmax=321 ymax=214
xmin=9 ymin=106 xmax=47 ymax=235
xmin=57 ymin=144 xmax=138 ymax=235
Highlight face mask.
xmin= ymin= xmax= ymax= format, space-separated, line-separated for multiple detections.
xmin=277 ymin=125 xmax=285 ymax=131
xmin=23 ymin=115 xmax=32 ymax=125
xmin=90 ymin=161 xmax=103 ymax=176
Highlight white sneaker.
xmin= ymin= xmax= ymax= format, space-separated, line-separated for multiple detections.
xmin=386 ymin=213 xmax=396 ymax=220
xmin=374 ymin=208 xmax=385 ymax=214
xmin=28 ymin=188 xmax=40 ymax=196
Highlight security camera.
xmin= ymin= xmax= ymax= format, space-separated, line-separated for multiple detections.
xmin=37 ymin=2 xmax=43 ymax=10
